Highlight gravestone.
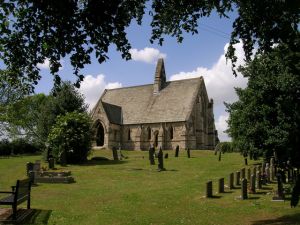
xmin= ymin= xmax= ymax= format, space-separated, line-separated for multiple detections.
xmin=149 ymin=145 xmax=155 ymax=165
xmin=26 ymin=162 xmax=34 ymax=176
xmin=164 ymin=153 xmax=168 ymax=159
xmin=157 ymin=147 xmax=165 ymax=171
xmin=247 ymin=168 xmax=251 ymax=181
xmin=241 ymin=178 xmax=248 ymax=199
xmin=187 ymin=148 xmax=190 ymax=158
xmin=262 ymin=162 xmax=266 ymax=175
xmin=244 ymin=158 xmax=248 ymax=165
xmin=235 ymin=171 xmax=240 ymax=186
xmin=241 ymin=168 xmax=246 ymax=179
xmin=272 ymin=173 xmax=285 ymax=201
xmin=256 ymin=171 xmax=262 ymax=189
xmin=218 ymin=151 xmax=222 ymax=161
xmin=271 ymin=165 xmax=275 ymax=181
xmin=270 ymin=157 xmax=275 ymax=166
xmin=112 ymin=147 xmax=119 ymax=161
xmin=175 ymin=145 xmax=179 ymax=157
xmin=218 ymin=178 xmax=225 ymax=193
xmin=253 ymin=167 xmax=257 ymax=177
xmin=250 ymin=174 xmax=256 ymax=194
xmin=33 ymin=161 xmax=41 ymax=171
xmin=265 ymin=163 xmax=270 ymax=183
xmin=48 ymin=158 xmax=55 ymax=169
xmin=229 ymin=173 xmax=234 ymax=189
xmin=206 ymin=181 xmax=213 ymax=198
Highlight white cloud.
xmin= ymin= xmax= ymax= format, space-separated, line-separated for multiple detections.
xmin=170 ymin=41 xmax=249 ymax=141
xmin=215 ymin=113 xmax=230 ymax=142
xmin=37 ymin=58 xmax=64 ymax=70
xmin=129 ymin=47 xmax=166 ymax=64
xmin=37 ymin=58 xmax=50 ymax=69
xmin=79 ymin=74 xmax=122 ymax=110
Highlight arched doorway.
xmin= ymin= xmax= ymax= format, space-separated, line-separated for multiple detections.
xmin=96 ymin=122 xmax=105 ymax=146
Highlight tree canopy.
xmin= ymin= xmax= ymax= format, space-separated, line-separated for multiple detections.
xmin=226 ymin=40 xmax=300 ymax=167
xmin=0 ymin=0 xmax=298 ymax=92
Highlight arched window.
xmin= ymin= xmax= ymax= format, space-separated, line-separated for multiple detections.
xmin=147 ymin=127 xmax=151 ymax=140
xmin=169 ymin=126 xmax=173 ymax=140
xmin=128 ymin=129 xmax=131 ymax=141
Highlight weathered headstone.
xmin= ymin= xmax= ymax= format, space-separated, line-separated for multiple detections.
xmin=218 ymin=151 xmax=222 ymax=161
xmin=262 ymin=162 xmax=266 ymax=175
xmin=187 ymin=148 xmax=191 ymax=158
xmin=235 ymin=171 xmax=240 ymax=186
xmin=265 ymin=163 xmax=270 ymax=183
xmin=270 ymin=157 xmax=275 ymax=166
xmin=247 ymin=168 xmax=251 ymax=181
xmin=149 ymin=145 xmax=155 ymax=165
xmin=112 ymin=147 xmax=119 ymax=161
xmin=206 ymin=180 xmax=213 ymax=198
xmin=48 ymin=157 xmax=55 ymax=169
xmin=33 ymin=160 xmax=41 ymax=171
xmin=26 ymin=162 xmax=34 ymax=176
xmin=272 ymin=173 xmax=285 ymax=201
xmin=244 ymin=158 xmax=248 ymax=165
xmin=241 ymin=178 xmax=248 ymax=199
xmin=241 ymin=168 xmax=246 ymax=179
xmin=256 ymin=171 xmax=262 ymax=189
xmin=164 ymin=153 xmax=168 ymax=159
xmin=218 ymin=178 xmax=225 ymax=193
xmin=271 ymin=165 xmax=275 ymax=181
xmin=229 ymin=173 xmax=234 ymax=189
xmin=157 ymin=147 xmax=165 ymax=171
xmin=250 ymin=174 xmax=256 ymax=194
xmin=253 ymin=167 xmax=257 ymax=177
xmin=175 ymin=145 xmax=179 ymax=157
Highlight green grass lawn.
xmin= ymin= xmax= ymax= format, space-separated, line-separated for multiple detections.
xmin=0 ymin=150 xmax=299 ymax=225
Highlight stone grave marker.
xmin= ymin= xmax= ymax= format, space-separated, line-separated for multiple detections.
xmin=175 ymin=145 xmax=179 ymax=157
xmin=164 ymin=153 xmax=168 ymax=159
xmin=218 ymin=178 xmax=225 ymax=193
xmin=149 ymin=145 xmax=155 ymax=165
xmin=241 ymin=168 xmax=246 ymax=179
xmin=250 ymin=174 xmax=256 ymax=193
xmin=272 ymin=173 xmax=284 ymax=201
xmin=241 ymin=178 xmax=248 ymax=199
xmin=112 ymin=147 xmax=119 ymax=161
xmin=256 ymin=171 xmax=262 ymax=189
xmin=265 ymin=163 xmax=270 ymax=183
xmin=187 ymin=148 xmax=191 ymax=158
xmin=157 ymin=147 xmax=165 ymax=171
xmin=229 ymin=173 xmax=234 ymax=189
xmin=206 ymin=181 xmax=213 ymax=198
xmin=247 ymin=168 xmax=251 ymax=181
xmin=235 ymin=171 xmax=240 ymax=186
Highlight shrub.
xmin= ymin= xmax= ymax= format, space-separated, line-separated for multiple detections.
xmin=215 ymin=142 xmax=234 ymax=153
xmin=0 ymin=139 xmax=12 ymax=156
xmin=47 ymin=112 xmax=93 ymax=164
xmin=0 ymin=138 xmax=40 ymax=156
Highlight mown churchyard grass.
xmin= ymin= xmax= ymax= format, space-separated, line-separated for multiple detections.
xmin=0 ymin=150 xmax=299 ymax=225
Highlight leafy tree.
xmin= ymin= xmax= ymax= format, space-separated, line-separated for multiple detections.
xmin=226 ymin=41 xmax=300 ymax=167
xmin=2 ymin=93 xmax=48 ymax=145
xmin=0 ymin=0 xmax=298 ymax=91
xmin=37 ymin=81 xmax=88 ymax=143
xmin=47 ymin=112 xmax=93 ymax=164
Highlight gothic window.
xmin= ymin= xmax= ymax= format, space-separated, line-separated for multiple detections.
xmin=147 ymin=127 xmax=151 ymax=140
xmin=128 ymin=129 xmax=131 ymax=141
xmin=169 ymin=126 xmax=173 ymax=140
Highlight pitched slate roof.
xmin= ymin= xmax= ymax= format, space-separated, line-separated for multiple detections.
xmin=101 ymin=77 xmax=203 ymax=125
xmin=102 ymin=102 xmax=122 ymax=125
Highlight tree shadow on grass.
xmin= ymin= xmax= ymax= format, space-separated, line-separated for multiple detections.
xmin=251 ymin=212 xmax=300 ymax=225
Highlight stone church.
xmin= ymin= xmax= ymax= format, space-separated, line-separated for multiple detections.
xmin=91 ymin=58 xmax=218 ymax=150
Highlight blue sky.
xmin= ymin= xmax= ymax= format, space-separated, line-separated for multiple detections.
xmin=34 ymin=11 xmax=248 ymax=141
